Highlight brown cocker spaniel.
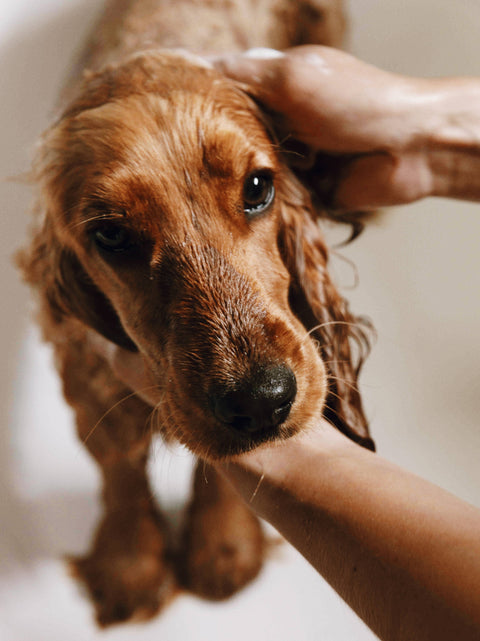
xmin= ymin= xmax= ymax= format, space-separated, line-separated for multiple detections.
xmin=18 ymin=0 xmax=373 ymax=627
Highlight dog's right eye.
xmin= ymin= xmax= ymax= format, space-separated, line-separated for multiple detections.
xmin=243 ymin=171 xmax=275 ymax=218
xmin=92 ymin=225 xmax=135 ymax=253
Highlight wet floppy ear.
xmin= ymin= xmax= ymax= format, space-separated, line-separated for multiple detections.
xmin=277 ymin=175 xmax=375 ymax=450
xmin=18 ymin=218 xmax=137 ymax=352
xmin=54 ymin=248 xmax=137 ymax=352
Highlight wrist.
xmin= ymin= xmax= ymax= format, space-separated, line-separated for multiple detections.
xmin=218 ymin=422 xmax=364 ymax=520
xmin=401 ymin=77 xmax=480 ymax=201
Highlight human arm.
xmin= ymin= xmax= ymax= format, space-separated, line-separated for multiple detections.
xmin=215 ymin=46 xmax=480 ymax=209
xmin=88 ymin=331 xmax=480 ymax=639
xmin=219 ymin=422 xmax=480 ymax=641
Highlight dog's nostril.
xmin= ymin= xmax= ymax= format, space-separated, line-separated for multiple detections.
xmin=211 ymin=365 xmax=297 ymax=435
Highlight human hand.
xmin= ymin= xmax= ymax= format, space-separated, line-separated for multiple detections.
xmin=214 ymin=46 xmax=452 ymax=210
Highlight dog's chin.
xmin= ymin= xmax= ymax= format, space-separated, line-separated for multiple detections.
xmin=215 ymin=420 xmax=301 ymax=460
xmin=207 ymin=391 xmax=327 ymax=459
xmin=162 ymin=411 xmax=304 ymax=461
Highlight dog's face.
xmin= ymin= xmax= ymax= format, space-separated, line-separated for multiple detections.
xmin=36 ymin=52 xmax=371 ymax=458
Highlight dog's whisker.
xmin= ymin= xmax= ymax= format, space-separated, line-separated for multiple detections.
xmin=82 ymin=385 xmax=163 ymax=446
xmin=321 ymin=413 xmax=342 ymax=433
xmin=202 ymin=459 xmax=209 ymax=484
xmin=145 ymin=395 xmax=169 ymax=439
xmin=66 ymin=210 xmax=127 ymax=231
xmin=327 ymin=374 xmax=361 ymax=395
xmin=325 ymin=388 xmax=350 ymax=406
xmin=306 ymin=320 xmax=361 ymax=337
xmin=249 ymin=472 xmax=265 ymax=503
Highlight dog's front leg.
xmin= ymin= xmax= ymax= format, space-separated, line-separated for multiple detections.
xmin=179 ymin=461 xmax=266 ymax=600
xmin=56 ymin=338 xmax=175 ymax=626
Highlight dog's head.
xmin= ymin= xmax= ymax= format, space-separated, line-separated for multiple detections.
xmin=27 ymin=51 xmax=373 ymax=458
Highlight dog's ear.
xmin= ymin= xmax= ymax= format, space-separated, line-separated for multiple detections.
xmin=18 ymin=219 xmax=137 ymax=352
xmin=278 ymin=173 xmax=375 ymax=450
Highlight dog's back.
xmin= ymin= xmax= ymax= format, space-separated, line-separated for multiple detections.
xmin=62 ymin=0 xmax=345 ymax=102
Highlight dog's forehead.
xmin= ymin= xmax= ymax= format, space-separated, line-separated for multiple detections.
xmin=67 ymin=50 xmax=275 ymax=169
xmin=53 ymin=55 xmax=278 ymax=235
xmin=73 ymin=77 xmax=275 ymax=196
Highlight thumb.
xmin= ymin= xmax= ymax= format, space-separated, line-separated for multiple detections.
xmin=213 ymin=47 xmax=286 ymax=83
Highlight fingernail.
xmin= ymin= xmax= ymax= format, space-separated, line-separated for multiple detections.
xmin=168 ymin=48 xmax=214 ymax=69
xmin=242 ymin=48 xmax=285 ymax=60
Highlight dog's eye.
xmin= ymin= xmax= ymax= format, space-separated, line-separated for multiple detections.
xmin=243 ymin=171 xmax=275 ymax=217
xmin=92 ymin=225 xmax=135 ymax=253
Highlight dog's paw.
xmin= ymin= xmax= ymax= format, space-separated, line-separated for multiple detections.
xmin=179 ymin=498 xmax=266 ymax=600
xmin=70 ymin=507 xmax=176 ymax=626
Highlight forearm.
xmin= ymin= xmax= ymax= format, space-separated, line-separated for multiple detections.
xmin=413 ymin=77 xmax=480 ymax=202
xmin=220 ymin=425 xmax=480 ymax=641
xmin=331 ymin=75 xmax=480 ymax=209
xmin=352 ymin=74 xmax=480 ymax=205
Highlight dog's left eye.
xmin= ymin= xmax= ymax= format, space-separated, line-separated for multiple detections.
xmin=92 ymin=225 xmax=135 ymax=253
xmin=243 ymin=171 xmax=275 ymax=217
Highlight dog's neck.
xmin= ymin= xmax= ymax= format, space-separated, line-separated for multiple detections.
xmin=61 ymin=0 xmax=282 ymax=104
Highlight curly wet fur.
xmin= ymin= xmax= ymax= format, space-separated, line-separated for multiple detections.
xmin=18 ymin=0 xmax=373 ymax=626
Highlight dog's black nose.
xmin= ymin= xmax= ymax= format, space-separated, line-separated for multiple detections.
xmin=211 ymin=364 xmax=297 ymax=435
